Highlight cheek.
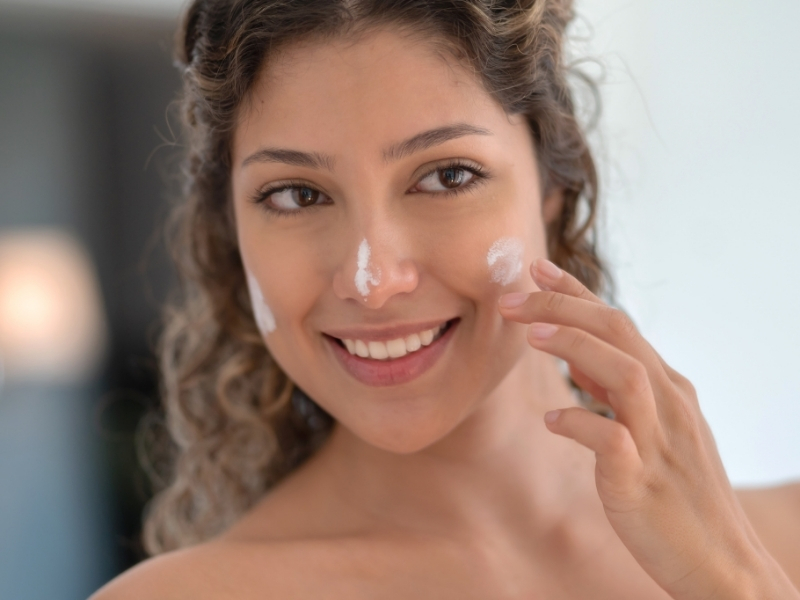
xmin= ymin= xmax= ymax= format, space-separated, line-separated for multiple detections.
xmin=244 ymin=269 xmax=277 ymax=335
xmin=238 ymin=220 xmax=326 ymax=345
xmin=419 ymin=221 xmax=543 ymax=303
xmin=487 ymin=237 xmax=525 ymax=286
xmin=414 ymin=177 xmax=548 ymax=300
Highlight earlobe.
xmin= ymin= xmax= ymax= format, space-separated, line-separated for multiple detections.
xmin=542 ymin=187 xmax=565 ymax=226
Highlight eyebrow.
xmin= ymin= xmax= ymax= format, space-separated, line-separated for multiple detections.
xmin=239 ymin=122 xmax=492 ymax=171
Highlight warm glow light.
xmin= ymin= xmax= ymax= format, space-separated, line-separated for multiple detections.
xmin=0 ymin=229 xmax=107 ymax=385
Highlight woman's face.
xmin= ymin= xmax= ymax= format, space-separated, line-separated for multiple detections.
xmin=231 ymin=27 xmax=551 ymax=453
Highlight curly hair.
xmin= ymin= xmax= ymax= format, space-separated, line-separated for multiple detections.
xmin=142 ymin=0 xmax=610 ymax=555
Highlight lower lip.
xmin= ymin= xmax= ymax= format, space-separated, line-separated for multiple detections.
xmin=326 ymin=321 xmax=458 ymax=387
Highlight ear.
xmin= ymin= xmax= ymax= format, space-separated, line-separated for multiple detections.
xmin=542 ymin=186 xmax=564 ymax=226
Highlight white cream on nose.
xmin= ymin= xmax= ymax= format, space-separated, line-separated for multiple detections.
xmin=487 ymin=237 xmax=524 ymax=286
xmin=355 ymin=238 xmax=381 ymax=298
xmin=245 ymin=269 xmax=277 ymax=335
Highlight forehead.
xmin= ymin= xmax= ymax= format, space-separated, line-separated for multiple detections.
xmin=232 ymin=27 xmax=507 ymax=165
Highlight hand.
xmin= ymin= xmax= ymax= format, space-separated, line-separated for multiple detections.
xmin=498 ymin=258 xmax=799 ymax=600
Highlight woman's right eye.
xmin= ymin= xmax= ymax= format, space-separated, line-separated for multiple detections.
xmin=258 ymin=185 xmax=332 ymax=212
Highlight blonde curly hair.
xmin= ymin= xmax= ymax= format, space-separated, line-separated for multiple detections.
xmin=142 ymin=0 xmax=609 ymax=555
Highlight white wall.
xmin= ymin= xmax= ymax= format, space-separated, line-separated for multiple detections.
xmin=576 ymin=0 xmax=800 ymax=486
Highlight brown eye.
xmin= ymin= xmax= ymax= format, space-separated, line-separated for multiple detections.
xmin=439 ymin=167 xmax=466 ymax=188
xmin=295 ymin=187 xmax=319 ymax=207
xmin=416 ymin=166 xmax=476 ymax=193
xmin=267 ymin=186 xmax=327 ymax=211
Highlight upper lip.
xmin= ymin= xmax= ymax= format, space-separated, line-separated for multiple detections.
xmin=323 ymin=318 xmax=454 ymax=342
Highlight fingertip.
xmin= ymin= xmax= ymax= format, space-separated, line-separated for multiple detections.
xmin=544 ymin=409 xmax=562 ymax=424
xmin=498 ymin=292 xmax=529 ymax=309
xmin=531 ymin=258 xmax=563 ymax=291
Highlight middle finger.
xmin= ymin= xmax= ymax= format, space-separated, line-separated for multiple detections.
xmin=527 ymin=322 xmax=661 ymax=447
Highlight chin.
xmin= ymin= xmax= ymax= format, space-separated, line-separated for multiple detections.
xmin=329 ymin=380 xmax=483 ymax=455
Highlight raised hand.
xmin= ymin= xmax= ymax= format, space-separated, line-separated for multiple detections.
xmin=498 ymin=258 xmax=800 ymax=600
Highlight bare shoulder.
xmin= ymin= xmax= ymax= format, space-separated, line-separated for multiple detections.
xmin=89 ymin=542 xmax=228 ymax=600
xmin=89 ymin=538 xmax=310 ymax=600
xmin=735 ymin=481 xmax=800 ymax=586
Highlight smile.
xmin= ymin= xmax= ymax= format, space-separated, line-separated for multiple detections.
xmin=340 ymin=322 xmax=447 ymax=360
xmin=325 ymin=319 xmax=458 ymax=387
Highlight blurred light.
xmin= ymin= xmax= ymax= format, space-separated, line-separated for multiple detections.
xmin=0 ymin=229 xmax=107 ymax=385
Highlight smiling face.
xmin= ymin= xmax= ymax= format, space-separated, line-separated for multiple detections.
xmin=231 ymin=27 xmax=552 ymax=453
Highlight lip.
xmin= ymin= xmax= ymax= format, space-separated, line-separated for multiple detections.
xmin=323 ymin=319 xmax=452 ymax=343
xmin=326 ymin=319 xmax=459 ymax=387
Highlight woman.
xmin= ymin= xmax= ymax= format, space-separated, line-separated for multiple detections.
xmin=94 ymin=0 xmax=800 ymax=597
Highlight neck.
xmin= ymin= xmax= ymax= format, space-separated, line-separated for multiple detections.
xmin=317 ymin=352 xmax=598 ymax=542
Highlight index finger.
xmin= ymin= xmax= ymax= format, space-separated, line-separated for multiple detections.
xmin=530 ymin=258 xmax=604 ymax=305
xmin=503 ymin=258 xmax=678 ymax=392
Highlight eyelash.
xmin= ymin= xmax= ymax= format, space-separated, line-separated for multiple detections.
xmin=249 ymin=159 xmax=491 ymax=218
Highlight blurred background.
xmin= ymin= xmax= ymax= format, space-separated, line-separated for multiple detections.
xmin=0 ymin=0 xmax=797 ymax=598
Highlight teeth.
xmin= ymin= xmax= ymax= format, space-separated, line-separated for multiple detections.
xmin=367 ymin=341 xmax=389 ymax=360
xmin=341 ymin=323 xmax=447 ymax=360
xmin=405 ymin=333 xmax=421 ymax=352
xmin=386 ymin=338 xmax=407 ymax=358
xmin=420 ymin=328 xmax=434 ymax=346
xmin=354 ymin=339 xmax=369 ymax=358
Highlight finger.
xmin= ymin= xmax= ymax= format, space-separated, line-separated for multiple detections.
xmin=530 ymin=258 xmax=604 ymax=304
xmin=529 ymin=260 xmax=685 ymax=394
xmin=499 ymin=263 xmax=671 ymax=393
xmin=533 ymin=259 xmax=683 ymax=388
xmin=568 ymin=364 xmax=611 ymax=406
xmin=545 ymin=406 xmax=643 ymax=488
xmin=527 ymin=322 xmax=660 ymax=446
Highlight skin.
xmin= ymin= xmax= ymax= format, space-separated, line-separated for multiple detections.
xmin=93 ymin=27 xmax=800 ymax=599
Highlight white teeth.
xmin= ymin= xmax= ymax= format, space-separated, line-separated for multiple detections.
xmin=405 ymin=333 xmax=421 ymax=352
xmin=420 ymin=329 xmax=434 ymax=346
xmin=367 ymin=341 xmax=389 ymax=360
xmin=386 ymin=338 xmax=407 ymax=358
xmin=341 ymin=323 xmax=448 ymax=360
xmin=354 ymin=339 xmax=370 ymax=358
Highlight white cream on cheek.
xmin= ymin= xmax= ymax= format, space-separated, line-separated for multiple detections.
xmin=355 ymin=238 xmax=381 ymax=298
xmin=245 ymin=269 xmax=277 ymax=335
xmin=487 ymin=237 xmax=525 ymax=286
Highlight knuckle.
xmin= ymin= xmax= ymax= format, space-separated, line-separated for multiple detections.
xmin=543 ymin=291 xmax=566 ymax=314
xmin=567 ymin=329 xmax=590 ymax=353
xmin=603 ymin=422 xmax=633 ymax=455
xmin=606 ymin=307 xmax=638 ymax=340
xmin=619 ymin=360 xmax=650 ymax=396
xmin=673 ymin=371 xmax=698 ymax=399
xmin=674 ymin=394 xmax=702 ymax=433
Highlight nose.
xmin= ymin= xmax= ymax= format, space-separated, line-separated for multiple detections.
xmin=332 ymin=232 xmax=419 ymax=309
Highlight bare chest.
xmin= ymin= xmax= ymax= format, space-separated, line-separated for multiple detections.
xmin=196 ymin=536 xmax=673 ymax=600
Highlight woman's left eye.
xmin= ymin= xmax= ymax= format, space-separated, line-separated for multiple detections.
xmin=414 ymin=165 xmax=479 ymax=194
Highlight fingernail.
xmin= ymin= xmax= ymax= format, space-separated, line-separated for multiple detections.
xmin=499 ymin=292 xmax=529 ymax=308
xmin=544 ymin=409 xmax=562 ymax=424
xmin=529 ymin=323 xmax=558 ymax=339
xmin=533 ymin=258 xmax=563 ymax=281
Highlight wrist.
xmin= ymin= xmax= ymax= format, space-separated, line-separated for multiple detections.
xmin=749 ymin=551 xmax=800 ymax=599
xmin=673 ymin=542 xmax=800 ymax=600
xmin=730 ymin=547 xmax=800 ymax=600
